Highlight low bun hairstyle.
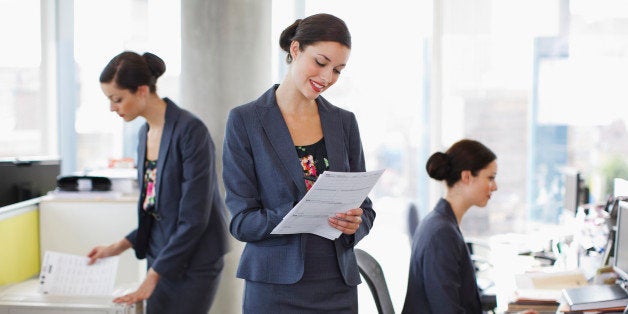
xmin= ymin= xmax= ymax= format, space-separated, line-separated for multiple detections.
xmin=426 ymin=139 xmax=496 ymax=187
xmin=99 ymin=51 xmax=166 ymax=94
xmin=279 ymin=13 xmax=351 ymax=64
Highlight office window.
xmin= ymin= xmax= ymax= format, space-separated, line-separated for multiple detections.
xmin=440 ymin=0 xmax=628 ymax=234
xmin=275 ymin=1 xmax=628 ymax=312
xmin=73 ymin=0 xmax=180 ymax=172
xmin=0 ymin=0 xmax=55 ymax=158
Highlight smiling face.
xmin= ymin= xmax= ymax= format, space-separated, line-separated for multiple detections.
xmin=101 ymin=82 xmax=147 ymax=122
xmin=466 ymin=160 xmax=498 ymax=207
xmin=289 ymin=41 xmax=350 ymax=100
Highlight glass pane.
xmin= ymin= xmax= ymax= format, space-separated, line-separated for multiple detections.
xmin=74 ymin=0 xmax=181 ymax=172
xmin=440 ymin=0 xmax=628 ymax=231
xmin=0 ymin=0 xmax=50 ymax=158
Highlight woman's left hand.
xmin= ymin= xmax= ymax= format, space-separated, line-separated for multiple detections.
xmin=329 ymin=208 xmax=363 ymax=235
xmin=113 ymin=268 xmax=160 ymax=305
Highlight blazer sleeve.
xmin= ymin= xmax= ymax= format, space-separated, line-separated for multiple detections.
xmin=150 ymin=119 xmax=216 ymax=277
xmin=338 ymin=112 xmax=375 ymax=247
xmin=222 ymin=108 xmax=291 ymax=242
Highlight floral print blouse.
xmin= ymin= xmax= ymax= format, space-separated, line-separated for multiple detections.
xmin=142 ymin=159 xmax=157 ymax=211
xmin=296 ymin=138 xmax=329 ymax=190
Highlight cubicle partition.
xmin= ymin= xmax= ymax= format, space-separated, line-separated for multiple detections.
xmin=0 ymin=199 xmax=41 ymax=286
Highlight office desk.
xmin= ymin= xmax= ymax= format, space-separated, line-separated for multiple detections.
xmin=0 ymin=279 xmax=143 ymax=314
xmin=481 ymin=226 xmax=606 ymax=314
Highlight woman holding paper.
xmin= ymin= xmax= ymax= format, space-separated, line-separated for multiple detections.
xmin=222 ymin=13 xmax=375 ymax=313
xmin=87 ymin=51 xmax=229 ymax=314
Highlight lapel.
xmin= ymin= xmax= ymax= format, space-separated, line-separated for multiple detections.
xmin=255 ymin=87 xmax=347 ymax=196
xmin=317 ymin=97 xmax=344 ymax=172
xmin=257 ymin=87 xmax=306 ymax=196
xmin=154 ymin=98 xmax=179 ymax=209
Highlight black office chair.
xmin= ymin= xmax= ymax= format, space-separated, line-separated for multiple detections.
xmin=355 ymin=248 xmax=395 ymax=314
xmin=407 ymin=203 xmax=420 ymax=242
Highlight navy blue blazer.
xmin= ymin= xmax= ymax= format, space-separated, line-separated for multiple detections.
xmin=222 ymin=85 xmax=375 ymax=285
xmin=126 ymin=98 xmax=229 ymax=280
xmin=402 ymin=198 xmax=481 ymax=314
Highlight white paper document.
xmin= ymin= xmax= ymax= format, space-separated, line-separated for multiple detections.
xmin=271 ymin=169 xmax=385 ymax=240
xmin=38 ymin=251 xmax=119 ymax=296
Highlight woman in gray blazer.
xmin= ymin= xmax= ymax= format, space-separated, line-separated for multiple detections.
xmin=402 ymin=139 xmax=496 ymax=314
xmin=223 ymin=13 xmax=375 ymax=314
xmin=87 ymin=51 xmax=229 ymax=314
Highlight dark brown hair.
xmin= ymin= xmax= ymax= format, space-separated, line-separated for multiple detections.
xmin=279 ymin=13 xmax=351 ymax=64
xmin=426 ymin=139 xmax=497 ymax=187
xmin=99 ymin=51 xmax=165 ymax=93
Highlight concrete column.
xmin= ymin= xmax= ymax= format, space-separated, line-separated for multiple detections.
xmin=181 ymin=1 xmax=271 ymax=313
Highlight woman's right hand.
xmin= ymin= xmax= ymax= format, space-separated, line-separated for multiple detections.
xmin=87 ymin=238 xmax=132 ymax=265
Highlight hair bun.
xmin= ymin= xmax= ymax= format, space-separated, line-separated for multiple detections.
xmin=426 ymin=152 xmax=451 ymax=181
xmin=142 ymin=52 xmax=166 ymax=78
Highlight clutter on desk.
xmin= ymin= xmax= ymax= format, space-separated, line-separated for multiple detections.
xmin=56 ymin=175 xmax=112 ymax=192
xmin=48 ymin=165 xmax=138 ymax=200
xmin=505 ymin=270 xmax=589 ymax=313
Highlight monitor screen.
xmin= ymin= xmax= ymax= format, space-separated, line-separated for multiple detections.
xmin=0 ymin=157 xmax=60 ymax=207
xmin=563 ymin=169 xmax=581 ymax=215
xmin=614 ymin=200 xmax=628 ymax=280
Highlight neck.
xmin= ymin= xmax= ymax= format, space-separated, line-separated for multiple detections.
xmin=143 ymin=95 xmax=167 ymax=129
xmin=444 ymin=188 xmax=472 ymax=225
xmin=276 ymin=76 xmax=317 ymax=114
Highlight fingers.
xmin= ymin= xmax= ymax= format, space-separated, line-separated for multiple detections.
xmin=86 ymin=247 xmax=102 ymax=265
xmin=113 ymin=292 xmax=144 ymax=306
xmin=329 ymin=208 xmax=363 ymax=235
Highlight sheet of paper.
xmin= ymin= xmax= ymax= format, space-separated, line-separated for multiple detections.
xmin=38 ymin=250 xmax=119 ymax=296
xmin=271 ymin=169 xmax=385 ymax=240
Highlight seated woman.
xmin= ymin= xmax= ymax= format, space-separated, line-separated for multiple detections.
xmin=402 ymin=139 xmax=537 ymax=314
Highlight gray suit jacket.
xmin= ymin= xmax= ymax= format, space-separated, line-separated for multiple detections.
xmin=126 ymin=98 xmax=229 ymax=280
xmin=222 ymin=85 xmax=375 ymax=285
xmin=402 ymin=198 xmax=482 ymax=314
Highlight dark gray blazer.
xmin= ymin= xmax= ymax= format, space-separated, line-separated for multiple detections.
xmin=402 ymin=198 xmax=482 ymax=314
xmin=222 ymin=85 xmax=375 ymax=285
xmin=126 ymin=98 xmax=229 ymax=280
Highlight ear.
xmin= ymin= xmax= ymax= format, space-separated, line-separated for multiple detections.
xmin=290 ymin=41 xmax=301 ymax=60
xmin=460 ymin=170 xmax=472 ymax=184
xmin=137 ymin=85 xmax=150 ymax=97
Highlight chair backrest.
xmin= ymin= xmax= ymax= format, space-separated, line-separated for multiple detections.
xmin=355 ymin=248 xmax=395 ymax=314
xmin=407 ymin=203 xmax=420 ymax=241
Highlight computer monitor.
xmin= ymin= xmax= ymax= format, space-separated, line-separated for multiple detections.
xmin=563 ymin=169 xmax=582 ymax=215
xmin=613 ymin=200 xmax=628 ymax=281
xmin=0 ymin=157 xmax=61 ymax=207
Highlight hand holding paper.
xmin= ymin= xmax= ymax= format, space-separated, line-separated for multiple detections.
xmin=39 ymin=250 xmax=119 ymax=296
xmin=271 ymin=169 xmax=384 ymax=240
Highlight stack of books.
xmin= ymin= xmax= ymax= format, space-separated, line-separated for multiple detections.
xmin=505 ymin=270 xmax=590 ymax=314
xmin=560 ymin=284 xmax=628 ymax=313
xmin=507 ymin=298 xmax=560 ymax=313
xmin=506 ymin=289 xmax=561 ymax=314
